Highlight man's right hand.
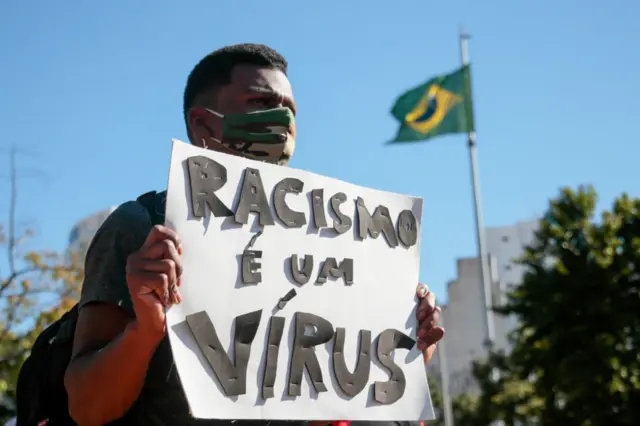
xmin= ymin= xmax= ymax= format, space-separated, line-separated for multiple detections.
xmin=126 ymin=224 xmax=183 ymax=339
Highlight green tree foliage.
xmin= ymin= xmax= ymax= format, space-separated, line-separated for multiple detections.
xmin=0 ymin=151 xmax=83 ymax=422
xmin=429 ymin=375 xmax=444 ymax=419
xmin=428 ymin=369 xmax=486 ymax=426
xmin=456 ymin=353 xmax=542 ymax=426
xmin=462 ymin=186 xmax=640 ymax=425
xmin=434 ymin=394 xmax=482 ymax=426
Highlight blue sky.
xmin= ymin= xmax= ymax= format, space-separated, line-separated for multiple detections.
xmin=1 ymin=0 xmax=638 ymax=303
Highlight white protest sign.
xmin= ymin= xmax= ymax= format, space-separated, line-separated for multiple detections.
xmin=165 ymin=139 xmax=435 ymax=421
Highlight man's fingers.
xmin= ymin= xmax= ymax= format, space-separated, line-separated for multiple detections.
xmin=134 ymin=280 xmax=166 ymax=306
xmin=142 ymin=238 xmax=177 ymax=260
xmin=416 ymin=283 xmax=428 ymax=299
xmin=142 ymin=240 xmax=183 ymax=276
xmin=141 ymin=225 xmax=182 ymax=253
xmin=415 ymin=283 xmax=444 ymax=364
xmin=421 ymin=341 xmax=439 ymax=365
xmin=128 ymin=270 xmax=172 ymax=306
xmin=127 ymin=226 xmax=183 ymax=308
xmin=172 ymin=289 xmax=183 ymax=305
xmin=418 ymin=307 xmax=442 ymax=333
xmin=417 ymin=292 xmax=437 ymax=320
xmin=129 ymin=258 xmax=178 ymax=288
xmin=418 ymin=326 xmax=445 ymax=349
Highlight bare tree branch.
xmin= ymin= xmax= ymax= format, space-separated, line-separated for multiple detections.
xmin=0 ymin=266 xmax=38 ymax=293
xmin=0 ymin=264 xmax=77 ymax=294
xmin=8 ymin=146 xmax=17 ymax=275
xmin=0 ymin=288 xmax=30 ymax=341
xmin=0 ymin=145 xmax=84 ymax=410
xmin=0 ymin=146 xmax=42 ymax=158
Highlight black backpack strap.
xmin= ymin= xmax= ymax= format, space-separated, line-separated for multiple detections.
xmin=137 ymin=190 xmax=166 ymax=226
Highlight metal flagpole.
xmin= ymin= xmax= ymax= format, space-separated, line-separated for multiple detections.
xmin=459 ymin=29 xmax=503 ymax=426
xmin=458 ymin=29 xmax=497 ymax=350
xmin=438 ymin=316 xmax=454 ymax=426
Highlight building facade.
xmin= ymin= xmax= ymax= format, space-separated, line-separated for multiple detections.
xmin=428 ymin=219 xmax=539 ymax=396
xmin=485 ymin=219 xmax=540 ymax=341
xmin=66 ymin=207 xmax=116 ymax=266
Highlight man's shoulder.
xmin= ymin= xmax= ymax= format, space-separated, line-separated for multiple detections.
xmin=84 ymin=199 xmax=153 ymax=263
xmin=78 ymin=198 xmax=155 ymax=311
xmin=104 ymin=199 xmax=154 ymax=232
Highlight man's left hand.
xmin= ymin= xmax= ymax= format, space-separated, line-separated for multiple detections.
xmin=416 ymin=283 xmax=445 ymax=365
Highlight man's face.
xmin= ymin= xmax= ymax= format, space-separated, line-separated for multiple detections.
xmin=187 ymin=64 xmax=297 ymax=161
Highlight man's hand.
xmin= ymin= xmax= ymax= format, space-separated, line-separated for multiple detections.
xmin=126 ymin=225 xmax=183 ymax=340
xmin=416 ymin=283 xmax=445 ymax=365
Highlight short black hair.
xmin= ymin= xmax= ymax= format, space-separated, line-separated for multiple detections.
xmin=183 ymin=43 xmax=288 ymax=123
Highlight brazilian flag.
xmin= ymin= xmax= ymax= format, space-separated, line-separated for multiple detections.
xmin=389 ymin=65 xmax=474 ymax=143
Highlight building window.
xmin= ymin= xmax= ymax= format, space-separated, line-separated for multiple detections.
xmin=505 ymin=264 xmax=512 ymax=271
xmin=501 ymin=235 xmax=509 ymax=242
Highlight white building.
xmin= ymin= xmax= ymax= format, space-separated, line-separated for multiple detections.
xmin=428 ymin=219 xmax=538 ymax=396
xmin=485 ymin=219 xmax=539 ymax=341
xmin=66 ymin=207 xmax=117 ymax=266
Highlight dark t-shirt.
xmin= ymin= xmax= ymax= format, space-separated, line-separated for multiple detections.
xmin=79 ymin=200 xmax=306 ymax=426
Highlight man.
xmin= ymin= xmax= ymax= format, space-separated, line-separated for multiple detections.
xmin=64 ymin=44 xmax=445 ymax=426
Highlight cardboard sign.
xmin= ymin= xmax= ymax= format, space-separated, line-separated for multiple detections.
xmin=165 ymin=139 xmax=434 ymax=421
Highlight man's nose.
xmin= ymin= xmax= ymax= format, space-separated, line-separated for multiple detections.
xmin=271 ymin=97 xmax=285 ymax=109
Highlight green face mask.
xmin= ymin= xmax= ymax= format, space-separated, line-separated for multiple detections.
xmin=206 ymin=107 xmax=296 ymax=165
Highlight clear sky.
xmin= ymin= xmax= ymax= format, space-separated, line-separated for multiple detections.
xmin=1 ymin=0 xmax=638 ymax=303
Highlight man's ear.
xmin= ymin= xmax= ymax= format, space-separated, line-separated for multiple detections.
xmin=187 ymin=107 xmax=219 ymax=147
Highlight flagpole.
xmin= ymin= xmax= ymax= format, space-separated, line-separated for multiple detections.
xmin=459 ymin=29 xmax=497 ymax=351
xmin=438 ymin=316 xmax=454 ymax=426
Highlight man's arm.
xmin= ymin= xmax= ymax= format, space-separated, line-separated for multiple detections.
xmin=65 ymin=303 xmax=163 ymax=426
xmin=64 ymin=202 xmax=175 ymax=426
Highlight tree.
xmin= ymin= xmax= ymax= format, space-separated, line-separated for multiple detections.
xmin=468 ymin=186 xmax=640 ymax=426
xmin=428 ymin=375 xmax=447 ymax=425
xmin=428 ymin=369 xmax=485 ymax=426
xmin=457 ymin=352 xmax=543 ymax=426
xmin=0 ymin=149 xmax=83 ymax=422
xmin=427 ymin=352 xmax=532 ymax=426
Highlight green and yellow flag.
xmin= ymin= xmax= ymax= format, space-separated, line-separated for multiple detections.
xmin=389 ymin=65 xmax=474 ymax=143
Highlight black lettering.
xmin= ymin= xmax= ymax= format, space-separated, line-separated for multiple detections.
xmin=356 ymin=197 xmax=398 ymax=248
xmin=273 ymin=178 xmax=306 ymax=228
xmin=332 ymin=328 xmax=371 ymax=397
xmin=186 ymin=156 xmax=233 ymax=218
xmin=288 ymin=312 xmax=334 ymax=396
xmin=397 ymin=209 xmax=418 ymax=247
xmin=329 ymin=192 xmax=352 ymax=234
xmin=241 ymin=250 xmax=262 ymax=284
xmin=373 ymin=329 xmax=415 ymax=404
xmin=316 ymin=257 xmax=354 ymax=285
xmin=311 ymin=189 xmax=328 ymax=228
xmin=262 ymin=316 xmax=285 ymax=399
xmin=290 ymin=254 xmax=314 ymax=285
xmin=185 ymin=310 xmax=263 ymax=397
xmin=235 ymin=167 xmax=275 ymax=226
xmin=276 ymin=289 xmax=298 ymax=311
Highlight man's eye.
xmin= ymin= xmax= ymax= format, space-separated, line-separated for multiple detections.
xmin=250 ymin=98 xmax=270 ymax=106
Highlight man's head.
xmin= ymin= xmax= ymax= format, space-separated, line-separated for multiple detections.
xmin=184 ymin=43 xmax=297 ymax=165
